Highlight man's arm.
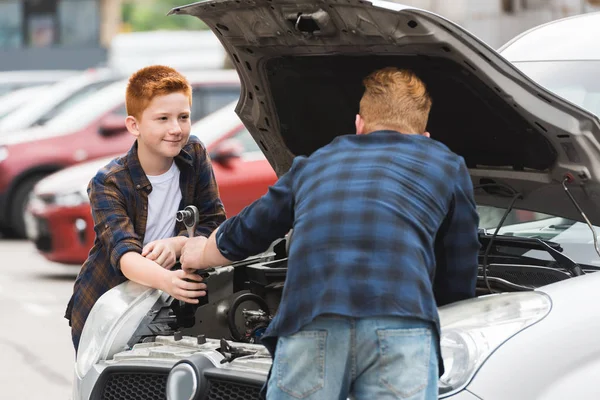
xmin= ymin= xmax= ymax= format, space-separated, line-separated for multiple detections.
xmin=181 ymin=158 xmax=300 ymax=271
xmin=433 ymin=158 xmax=481 ymax=306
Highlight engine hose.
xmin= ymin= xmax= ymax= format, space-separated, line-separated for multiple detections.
xmin=227 ymin=293 xmax=271 ymax=342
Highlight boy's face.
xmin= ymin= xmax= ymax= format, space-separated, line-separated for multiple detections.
xmin=126 ymin=92 xmax=192 ymax=159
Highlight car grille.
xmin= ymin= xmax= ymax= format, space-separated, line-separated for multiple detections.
xmin=94 ymin=371 xmax=263 ymax=400
xmin=208 ymin=378 xmax=262 ymax=400
xmin=100 ymin=372 xmax=167 ymax=400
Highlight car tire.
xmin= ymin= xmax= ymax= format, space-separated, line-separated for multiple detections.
xmin=9 ymin=174 xmax=48 ymax=239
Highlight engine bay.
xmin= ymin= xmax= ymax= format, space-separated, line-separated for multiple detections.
xmin=125 ymin=232 xmax=598 ymax=358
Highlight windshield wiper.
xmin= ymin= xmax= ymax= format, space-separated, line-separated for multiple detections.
xmin=479 ymin=233 xmax=584 ymax=277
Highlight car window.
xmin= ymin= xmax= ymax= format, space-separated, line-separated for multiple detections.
xmin=232 ymin=127 xmax=262 ymax=155
xmin=44 ymin=81 xmax=126 ymax=131
xmin=513 ymin=61 xmax=600 ymax=117
xmin=192 ymin=86 xmax=240 ymax=120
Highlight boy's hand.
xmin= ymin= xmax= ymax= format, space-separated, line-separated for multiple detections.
xmin=142 ymin=239 xmax=178 ymax=269
xmin=161 ymin=269 xmax=206 ymax=304
xmin=180 ymin=236 xmax=209 ymax=271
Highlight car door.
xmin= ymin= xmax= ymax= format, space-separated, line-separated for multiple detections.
xmin=210 ymin=126 xmax=277 ymax=216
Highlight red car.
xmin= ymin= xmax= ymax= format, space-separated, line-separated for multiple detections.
xmin=25 ymin=102 xmax=277 ymax=265
xmin=0 ymin=70 xmax=240 ymax=238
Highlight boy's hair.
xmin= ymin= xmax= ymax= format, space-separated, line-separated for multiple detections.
xmin=126 ymin=65 xmax=192 ymax=120
xmin=359 ymin=67 xmax=432 ymax=134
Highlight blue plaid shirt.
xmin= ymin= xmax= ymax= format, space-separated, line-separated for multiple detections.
xmin=216 ymin=130 xmax=480 ymax=372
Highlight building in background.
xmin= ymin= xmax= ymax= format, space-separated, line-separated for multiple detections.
xmin=393 ymin=0 xmax=600 ymax=49
xmin=0 ymin=0 xmax=121 ymax=71
xmin=1 ymin=0 xmax=599 ymax=72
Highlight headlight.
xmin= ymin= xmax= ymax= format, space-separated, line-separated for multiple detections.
xmin=0 ymin=146 xmax=7 ymax=163
xmin=439 ymin=291 xmax=551 ymax=397
xmin=75 ymin=281 xmax=163 ymax=378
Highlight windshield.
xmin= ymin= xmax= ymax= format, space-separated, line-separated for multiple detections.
xmin=44 ymin=81 xmax=126 ymax=132
xmin=478 ymin=205 xmax=600 ymax=266
xmin=513 ymin=61 xmax=600 ymax=117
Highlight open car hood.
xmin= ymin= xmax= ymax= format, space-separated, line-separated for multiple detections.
xmin=170 ymin=0 xmax=600 ymax=225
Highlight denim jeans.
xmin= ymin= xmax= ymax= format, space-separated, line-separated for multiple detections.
xmin=266 ymin=315 xmax=438 ymax=400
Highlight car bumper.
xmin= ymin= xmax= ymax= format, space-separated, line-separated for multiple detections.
xmin=26 ymin=203 xmax=93 ymax=265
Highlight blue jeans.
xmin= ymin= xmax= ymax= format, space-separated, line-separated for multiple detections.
xmin=266 ymin=315 xmax=438 ymax=400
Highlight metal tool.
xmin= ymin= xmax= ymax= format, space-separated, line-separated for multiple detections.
xmin=176 ymin=205 xmax=199 ymax=238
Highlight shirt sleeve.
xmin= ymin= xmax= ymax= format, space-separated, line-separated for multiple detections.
xmin=215 ymin=158 xmax=299 ymax=261
xmin=176 ymin=141 xmax=226 ymax=238
xmin=88 ymin=173 xmax=142 ymax=274
xmin=433 ymin=158 xmax=481 ymax=306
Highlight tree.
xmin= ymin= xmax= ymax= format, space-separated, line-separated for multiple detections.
xmin=121 ymin=0 xmax=208 ymax=32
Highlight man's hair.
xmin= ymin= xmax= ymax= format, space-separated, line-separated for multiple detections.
xmin=359 ymin=67 xmax=432 ymax=134
xmin=126 ymin=65 xmax=192 ymax=120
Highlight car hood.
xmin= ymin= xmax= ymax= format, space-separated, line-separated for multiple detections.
xmin=170 ymin=0 xmax=600 ymax=225
xmin=34 ymin=156 xmax=115 ymax=196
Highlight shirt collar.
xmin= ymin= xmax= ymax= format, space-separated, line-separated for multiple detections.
xmin=126 ymin=140 xmax=195 ymax=190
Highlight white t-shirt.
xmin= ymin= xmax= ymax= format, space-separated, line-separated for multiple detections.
xmin=143 ymin=162 xmax=182 ymax=246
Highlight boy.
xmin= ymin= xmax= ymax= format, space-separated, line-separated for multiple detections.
xmin=65 ymin=65 xmax=226 ymax=352
xmin=181 ymin=67 xmax=480 ymax=399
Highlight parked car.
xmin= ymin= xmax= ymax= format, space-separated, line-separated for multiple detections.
xmin=0 ymin=70 xmax=240 ymax=238
xmin=0 ymin=85 xmax=50 ymax=121
xmin=0 ymin=68 xmax=119 ymax=134
xmin=72 ymin=2 xmax=600 ymax=400
xmin=0 ymin=69 xmax=78 ymax=97
xmin=25 ymin=102 xmax=276 ymax=265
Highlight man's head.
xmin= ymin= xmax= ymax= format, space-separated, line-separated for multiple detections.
xmin=125 ymin=65 xmax=193 ymax=159
xmin=356 ymin=67 xmax=432 ymax=137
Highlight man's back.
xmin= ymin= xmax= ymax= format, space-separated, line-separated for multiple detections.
xmin=272 ymin=130 xmax=479 ymax=342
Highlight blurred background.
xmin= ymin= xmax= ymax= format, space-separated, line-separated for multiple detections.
xmin=0 ymin=0 xmax=600 ymax=399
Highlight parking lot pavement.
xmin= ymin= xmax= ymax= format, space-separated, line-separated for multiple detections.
xmin=0 ymin=239 xmax=78 ymax=400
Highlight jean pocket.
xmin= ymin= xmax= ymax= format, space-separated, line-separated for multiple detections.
xmin=376 ymin=327 xmax=432 ymax=399
xmin=275 ymin=330 xmax=327 ymax=399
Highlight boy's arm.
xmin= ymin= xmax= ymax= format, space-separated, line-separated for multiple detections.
xmin=88 ymin=173 xmax=142 ymax=274
xmin=120 ymin=252 xmax=206 ymax=304
xmin=90 ymin=172 xmax=205 ymax=304
xmin=433 ymin=159 xmax=481 ymax=306
xmin=176 ymin=141 xmax=226 ymax=238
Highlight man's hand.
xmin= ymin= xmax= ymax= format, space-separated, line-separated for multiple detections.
xmin=161 ymin=269 xmax=207 ymax=304
xmin=142 ymin=238 xmax=179 ymax=269
xmin=180 ymin=235 xmax=209 ymax=272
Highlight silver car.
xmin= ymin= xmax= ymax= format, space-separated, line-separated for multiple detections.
xmin=73 ymin=3 xmax=600 ymax=400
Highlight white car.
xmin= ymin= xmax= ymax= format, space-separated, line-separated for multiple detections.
xmin=0 ymin=68 xmax=119 ymax=134
xmin=0 ymin=85 xmax=50 ymax=120
xmin=0 ymin=69 xmax=78 ymax=97
xmin=73 ymin=2 xmax=600 ymax=400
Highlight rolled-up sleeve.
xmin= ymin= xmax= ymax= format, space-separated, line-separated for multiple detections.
xmin=216 ymin=159 xmax=298 ymax=261
xmin=88 ymin=174 xmax=142 ymax=273
xmin=176 ymin=141 xmax=226 ymax=238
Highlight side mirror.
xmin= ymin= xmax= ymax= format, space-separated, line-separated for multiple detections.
xmin=98 ymin=114 xmax=126 ymax=137
xmin=210 ymin=139 xmax=244 ymax=168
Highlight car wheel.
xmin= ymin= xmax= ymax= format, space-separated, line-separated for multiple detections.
xmin=9 ymin=175 xmax=48 ymax=239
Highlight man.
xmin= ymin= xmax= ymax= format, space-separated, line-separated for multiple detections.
xmin=181 ymin=67 xmax=480 ymax=399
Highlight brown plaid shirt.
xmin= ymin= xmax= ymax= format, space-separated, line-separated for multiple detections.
xmin=65 ymin=136 xmax=225 ymax=351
